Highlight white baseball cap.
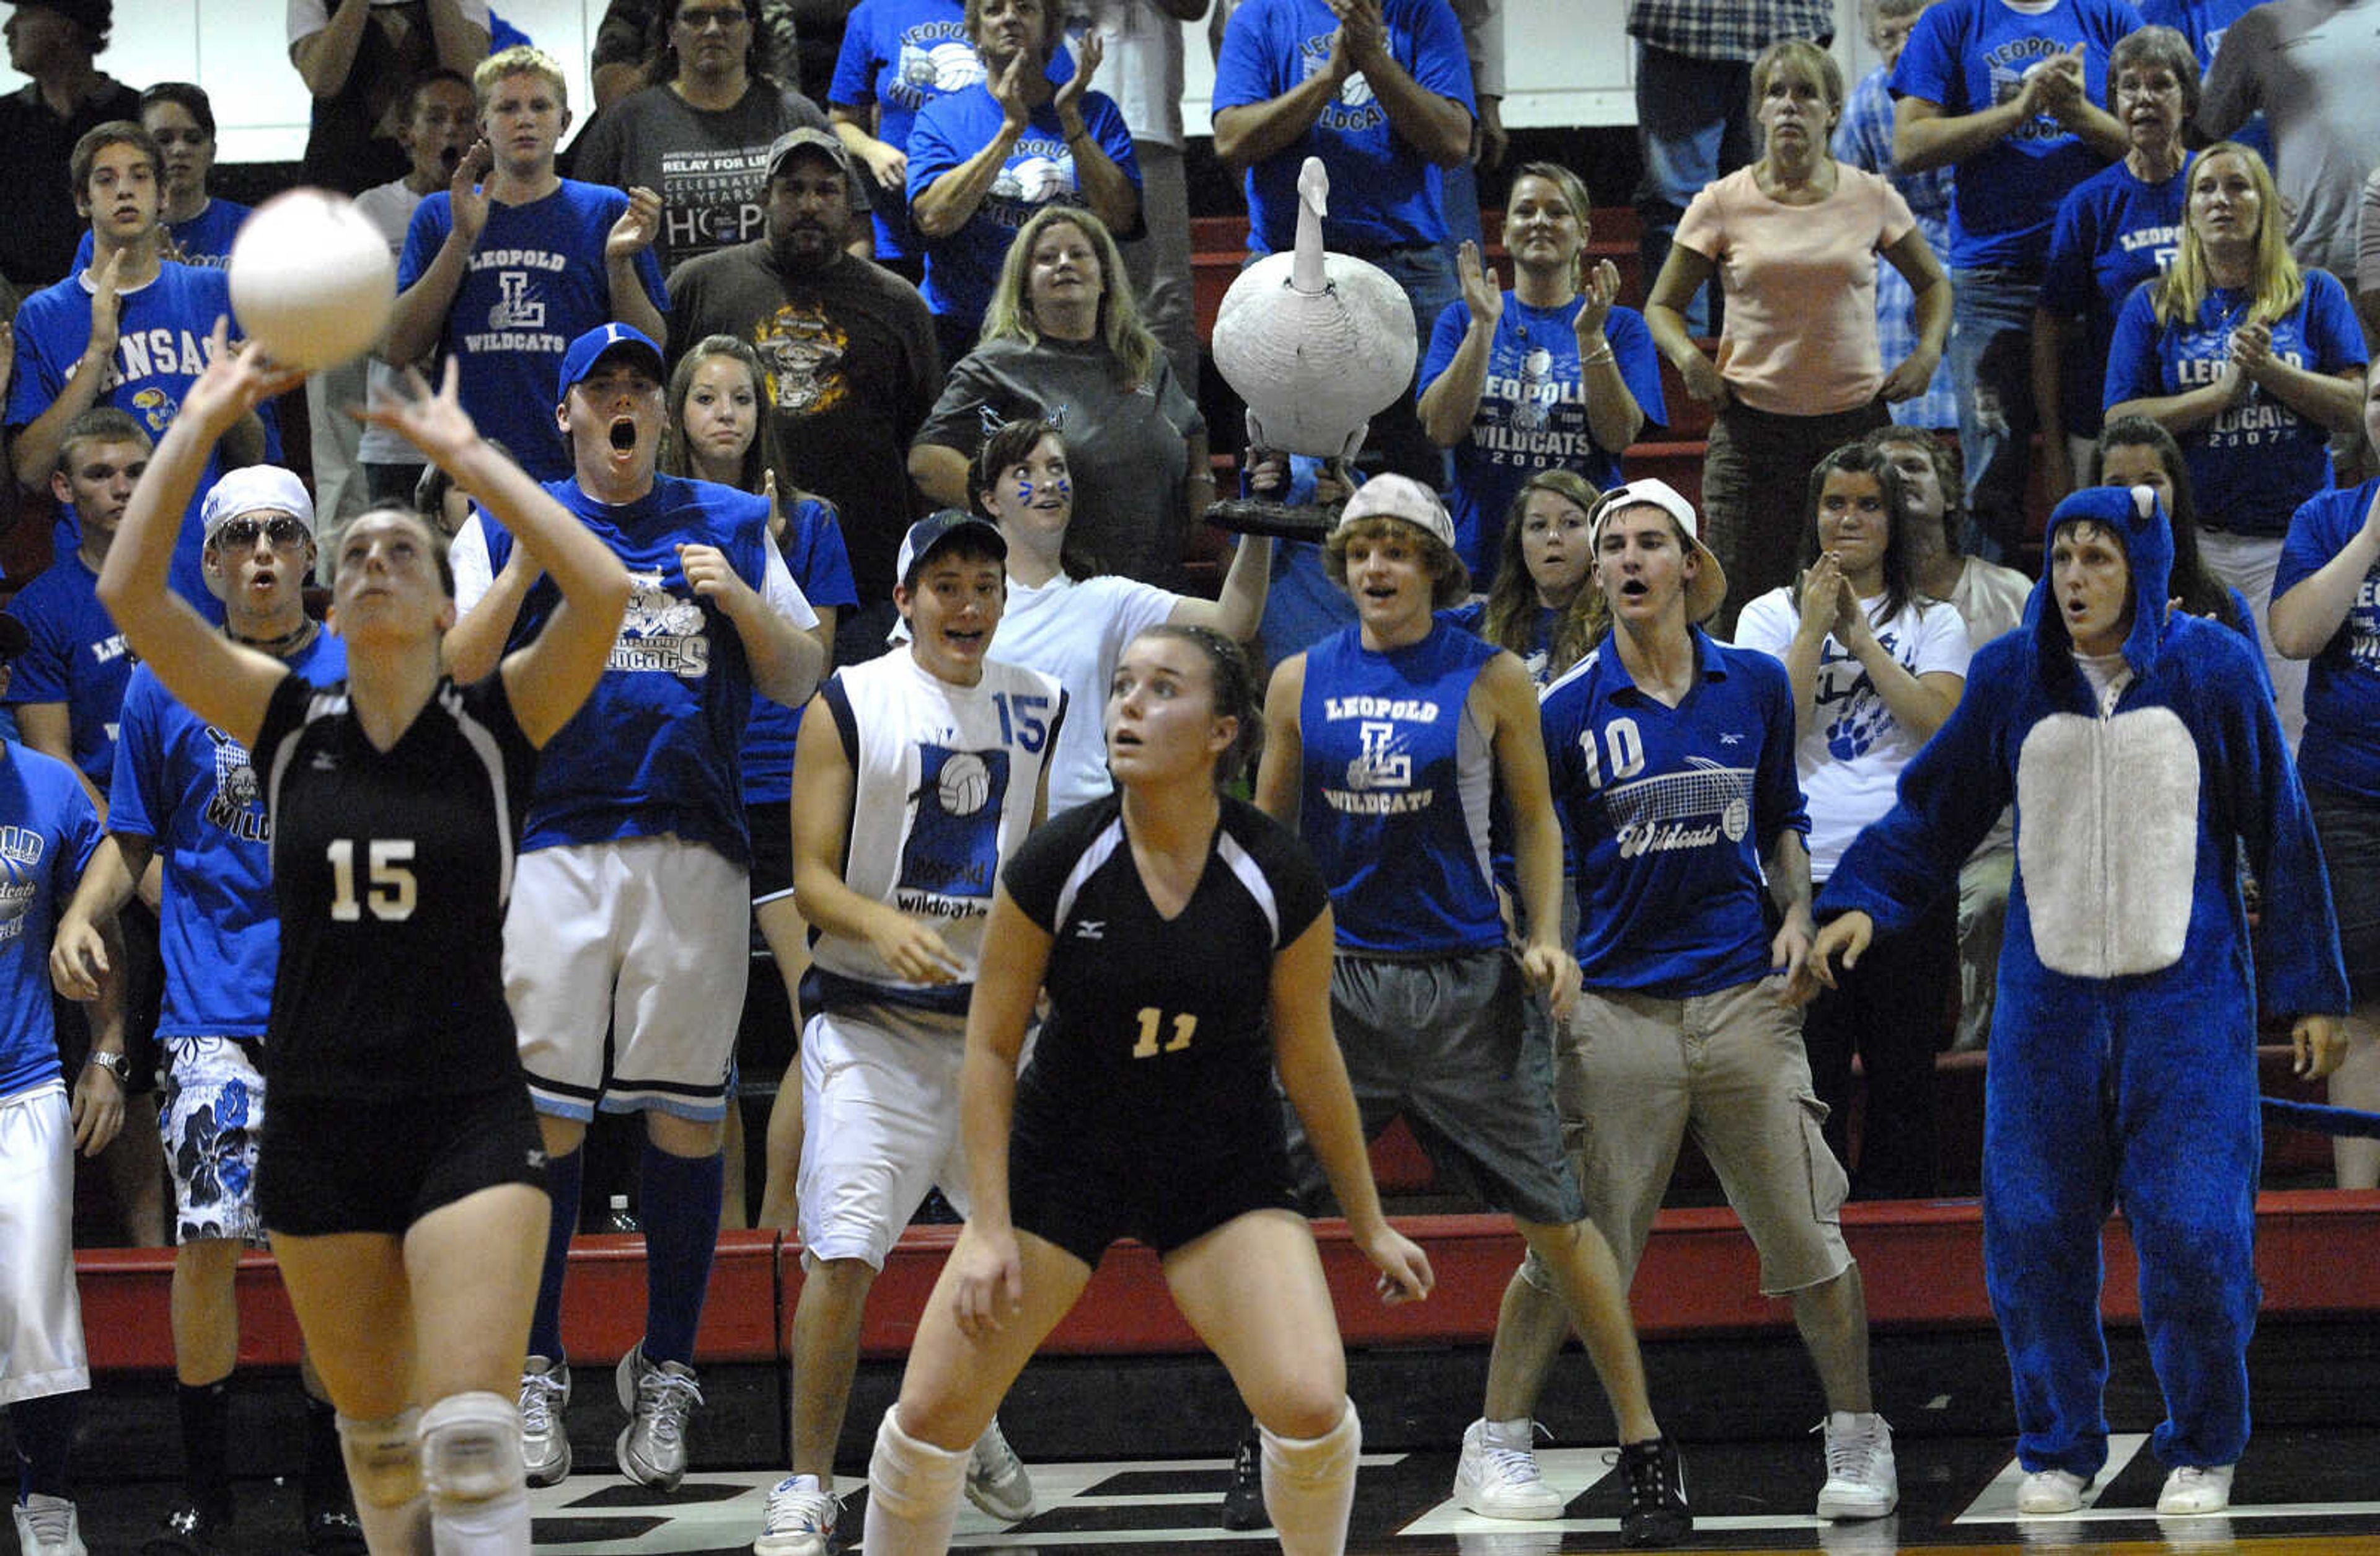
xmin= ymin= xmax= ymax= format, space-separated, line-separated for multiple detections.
xmin=1333 ymin=474 xmax=1458 ymax=552
xmin=1585 ymin=477 xmax=1728 ymax=625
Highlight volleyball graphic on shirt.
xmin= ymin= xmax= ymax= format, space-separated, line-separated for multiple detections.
xmin=894 ymin=743 xmax=1013 ymax=917
xmin=899 ymin=38 xmax=984 ymax=95
xmin=938 ymin=751 xmax=992 ymax=816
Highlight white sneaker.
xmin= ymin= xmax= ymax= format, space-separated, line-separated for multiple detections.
xmin=1814 ymin=1412 xmax=1898 ymax=1520
xmin=615 ymin=1343 xmax=703 ymax=1492
xmin=519 ymin=1356 xmax=572 ymax=1487
xmin=753 ymin=1474 xmax=837 ymax=1556
xmin=2016 ymin=1467 xmax=2089 ymax=1514
xmin=1453 ymin=1418 xmax=1566 ymax=1520
xmin=966 ymin=1417 xmax=1036 ymax=1521
xmin=11 ymin=1495 xmax=86 ymax=1556
xmin=2157 ymin=1464 xmax=2235 ymax=1515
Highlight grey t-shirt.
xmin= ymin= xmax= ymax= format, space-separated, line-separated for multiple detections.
xmin=571 ymin=79 xmax=833 ymax=275
xmin=917 ymin=334 xmax=1205 ymax=587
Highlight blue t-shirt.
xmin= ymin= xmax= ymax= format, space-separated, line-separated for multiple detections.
xmin=1296 ymin=619 xmax=1504 ymax=954
xmin=743 ymin=493 xmax=858 ymax=805
xmin=904 ymin=85 xmax=1139 ymax=330
xmin=480 ymin=473 xmax=775 ymax=864
xmin=1890 ymin=0 xmax=2143 ymax=270
xmin=2276 ymin=479 xmax=2380 ymax=800
xmin=1541 ymin=630 xmax=1810 ymax=999
xmin=2103 ymin=267 xmax=2366 ymax=536
xmin=1212 ymin=0 xmax=1473 ymax=255
xmin=74 ymin=198 xmax=252 ymax=273
xmin=63 ymin=206 xmax=284 ymax=464
xmin=2 ymin=552 xmax=130 ymax=792
xmin=397 ymin=179 xmax=670 ymax=482
xmin=0 ymin=743 xmax=102 ymax=1099
xmin=7 ymin=262 xmax=237 ymax=611
xmin=2040 ymin=153 xmax=2188 ymax=404
xmin=107 ymin=629 xmax=347 ymax=1039
xmin=2139 ymin=0 xmax=2272 ymax=164
xmin=831 ymin=0 xmax=981 ymax=260
xmin=1418 ymin=295 xmax=1665 ymax=577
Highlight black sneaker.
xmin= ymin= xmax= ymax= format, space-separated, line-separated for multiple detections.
xmin=141 ymin=1501 xmax=231 ymax=1556
xmin=1614 ymin=1436 xmax=1691 ymax=1548
xmin=1220 ymin=1422 xmax=1267 ymax=1531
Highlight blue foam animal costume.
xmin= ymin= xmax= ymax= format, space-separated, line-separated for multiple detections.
xmin=1816 ymin=484 xmax=2347 ymax=1481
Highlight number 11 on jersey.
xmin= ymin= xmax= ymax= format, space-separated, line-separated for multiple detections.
xmin=1130 ymin=1006 xmax=1196 ymax=1058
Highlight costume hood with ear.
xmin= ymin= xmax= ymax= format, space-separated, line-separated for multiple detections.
xmin=1810 ymin=473 xmax=2345 ymax=1487
xmin=2023 ymin=484 xmax=2175 ymax=681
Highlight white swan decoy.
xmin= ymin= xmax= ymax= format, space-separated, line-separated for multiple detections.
xmin=1210 ymin=155 xmax=1418 ymax=461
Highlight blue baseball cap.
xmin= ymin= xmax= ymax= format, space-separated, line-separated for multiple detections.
xmin=896 ymin=510 xmax=1005 ymax=590
xmin=555 ymin=323 xmax=665 ymax=403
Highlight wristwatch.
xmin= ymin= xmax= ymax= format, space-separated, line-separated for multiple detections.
xmin=85 ymin=1051 xmax=131 ymax=1085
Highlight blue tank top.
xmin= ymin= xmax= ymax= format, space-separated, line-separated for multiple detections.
xmin=1298 ymin=621 xmax=1502 ymax=954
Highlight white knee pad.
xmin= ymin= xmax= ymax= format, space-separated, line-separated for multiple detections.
xmin=1259 ymin=1398 xmax=1360 ymax=1487
xmin=868 ymin=1404 xmax=971 ymax=1520
xmin=338 ymin=1407 xmax=425 ymax=1509
xmin=418 ymin=1391 xmax=527 ymax=1507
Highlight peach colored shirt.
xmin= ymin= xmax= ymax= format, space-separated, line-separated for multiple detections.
xmin=1674 ymin=162 xmax=1918 ymax=417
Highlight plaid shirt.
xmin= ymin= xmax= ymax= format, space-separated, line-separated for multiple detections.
xmin=1626 ymin=0 xmax=1834 ymax=61
xmin=1836 ymin=64 xmax=1959 ymax=430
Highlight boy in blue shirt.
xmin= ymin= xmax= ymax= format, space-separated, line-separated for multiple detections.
xmin=7 ymin=122 xmax=263 ymax=612
xmin=1476 ymin=477 xmax=1895 ymax=1526
xmin=387 ymin=46 xmax=670 ymax=484
xmin=0 ymin=639 xmax=117 ymax=1556
xmin=447 ymin=322 xmax=821 ymax=1496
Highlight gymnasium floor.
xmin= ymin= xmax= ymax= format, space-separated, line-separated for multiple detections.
xmin=63 ymin=1430 xmax=2380 ymax=1554
xmin=60 ymin=1323 xmax=2380 ymax=1555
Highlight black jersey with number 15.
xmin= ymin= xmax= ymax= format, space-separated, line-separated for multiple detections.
xmin=254 ymin=672 xmax=539 ymax=1103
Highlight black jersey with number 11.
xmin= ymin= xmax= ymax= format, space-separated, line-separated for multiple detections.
xmin=1004 ymin=793 xmax=1329 ymax=1162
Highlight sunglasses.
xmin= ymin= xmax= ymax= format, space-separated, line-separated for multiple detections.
xmin=212 ymin=515 xmax=311 ymax=551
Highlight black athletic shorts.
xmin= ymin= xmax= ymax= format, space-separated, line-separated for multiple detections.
xmin=258 ymin=1082 xmax=547 ymax=1236
xmin=1008 ymin=1116 xmax=1300 ymax=1267
xmin=747 ymin=800 xmax=794 ymax=904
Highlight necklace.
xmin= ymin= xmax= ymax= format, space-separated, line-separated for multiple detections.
xmin=227 ymin=618 xmax=318 ymax=658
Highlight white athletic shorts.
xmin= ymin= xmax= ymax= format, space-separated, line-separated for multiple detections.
xmin=507 ymin=836 xmax=751 ymax=1123
xmin=159 ymin=1037 xmax=267 ymax=1247
xmin=798 ymin=1003 xmax=969 ymax=1269
xmin=0 ymin=1081 xmax=88 ymax=1405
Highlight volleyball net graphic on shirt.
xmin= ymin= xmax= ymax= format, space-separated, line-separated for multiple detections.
xmin=1597 ymin=757 xmax=1755 ymax=857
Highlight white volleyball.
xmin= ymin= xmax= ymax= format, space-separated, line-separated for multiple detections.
xmin=227 ymin=188 xmax=397 ymax=371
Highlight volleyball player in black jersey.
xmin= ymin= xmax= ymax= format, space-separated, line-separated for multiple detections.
xmin=855 ymin=625 xmax=1434 ymax=1556
xmin=95 ymin=326 xmax=632 ymax=1556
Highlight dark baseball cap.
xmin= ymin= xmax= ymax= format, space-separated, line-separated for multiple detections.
xmin=896 ymin=510 xmax=1005 ymax=590
xmin=766 ymin=126 xmax=852 ymax=182
xmin=555 ymin=323 xmax=666 ymax=403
